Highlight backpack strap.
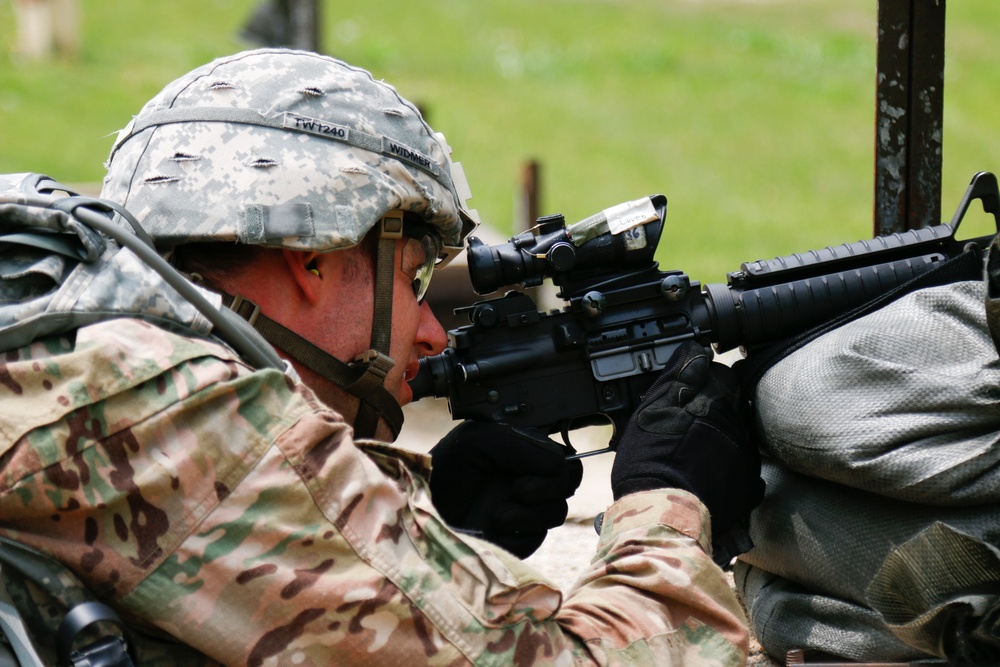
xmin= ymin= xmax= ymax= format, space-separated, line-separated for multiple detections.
xmin=0 ymin=563 xmax=45 ymax=667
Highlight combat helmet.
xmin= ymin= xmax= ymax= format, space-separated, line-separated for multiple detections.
xmin=101 ymin=48 xmax=479 ymax=438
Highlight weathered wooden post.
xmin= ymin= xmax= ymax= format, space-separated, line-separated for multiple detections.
xmin=12 ymin=0 xmax=80 ymax=60
xmin=518 ymin=160 xmax=541 ymax=232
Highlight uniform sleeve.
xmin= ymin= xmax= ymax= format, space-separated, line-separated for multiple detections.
xmin=0 ymin=319 xmax=748 ymax=666
xmin=558 ymin=490 xmax=750 ymax=665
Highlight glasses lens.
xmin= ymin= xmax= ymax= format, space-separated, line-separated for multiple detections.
xmin=402 ymin=232 xmax=440 ymax=302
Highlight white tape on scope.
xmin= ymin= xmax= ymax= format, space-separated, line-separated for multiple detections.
xmin=603 ymin=197 xmax=658 ymax=235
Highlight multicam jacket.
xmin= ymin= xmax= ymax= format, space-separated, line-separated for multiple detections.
xmin=0 ymin=176 xmax=748 ymax=666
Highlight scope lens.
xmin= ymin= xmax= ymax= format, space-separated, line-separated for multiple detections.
xmin=467 ymin=237 xmax=506 ymax=294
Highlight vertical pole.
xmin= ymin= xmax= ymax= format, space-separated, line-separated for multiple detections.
xmin=519 ymin=160 xmax=541 ymax=232
xmin=50 ymin=0 xmax=80 ymax=56
xmin=13 ymin=0 xmax=53 ymax=59
xmin=289 ymin=0 xmax=321 ymax=53
xmin=873 ymin=0 xmax=946 ymax=236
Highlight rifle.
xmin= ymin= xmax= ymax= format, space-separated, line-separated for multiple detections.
xmin=410 ymin=172 xmax=1000 ymax=456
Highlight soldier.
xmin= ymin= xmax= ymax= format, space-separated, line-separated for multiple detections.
xmin=0 ymin=49 xmax=761 ymax=665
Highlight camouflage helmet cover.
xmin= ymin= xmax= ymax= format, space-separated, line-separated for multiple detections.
xmin=101 ymin=48 xmax=478 ymax=265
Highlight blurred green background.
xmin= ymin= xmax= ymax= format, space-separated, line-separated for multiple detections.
xmin=1 ymin=0 xmax=997 ymax=282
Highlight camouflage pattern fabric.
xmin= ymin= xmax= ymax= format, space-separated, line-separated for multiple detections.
xmin=100 ymin=49 xmax=477 ymax=259
xmin=0 ymin=173 xmax=217 ymax=353
xmin=0 ymin=317 xmax=748 ymax=665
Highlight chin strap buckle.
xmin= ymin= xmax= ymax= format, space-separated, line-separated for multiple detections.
xmin=227 ymin=293 xmax=262 ymax=327
xmin=349 ymin=350 xmax=401 ymax=439
xmin=353 ymin=349 xmax=395 ymax=373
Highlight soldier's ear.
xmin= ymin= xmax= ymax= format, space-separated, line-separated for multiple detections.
xmin=281 ymin=249 xmax=324 ymax=306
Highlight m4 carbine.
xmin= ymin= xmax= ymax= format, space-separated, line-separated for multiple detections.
xmin=410 ymin=172 xmax=1000 ymax=455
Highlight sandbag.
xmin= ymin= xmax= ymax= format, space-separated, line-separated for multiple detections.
xmin=736 ymin=462 xmax=1000 ymax=662
xmin=738 ymin=274 xmax=1000 ymax=664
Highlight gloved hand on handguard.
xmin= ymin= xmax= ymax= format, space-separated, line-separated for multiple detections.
xmin=610 ymin=340 xmax=765 ymax=565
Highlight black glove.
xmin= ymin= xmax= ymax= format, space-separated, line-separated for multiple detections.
xmin=430 ymin=421 xmax=584 ymax=558
xmin=611 ymin=341 xmax=764 ymax=562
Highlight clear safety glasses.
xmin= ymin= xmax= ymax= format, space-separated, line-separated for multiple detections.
xmin=402 ymin=229 xmax=440 ymax=303
xmin=381 ymin=210 xmax=444 ymax=303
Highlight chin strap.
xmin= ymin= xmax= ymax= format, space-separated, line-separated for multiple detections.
xmin=220 ymin=291 xmax=403 ymax=440
xmin=216 ymin=212 xmax=406 ymax=440
xmin=356 ymin=211 xmax=403 ymax=436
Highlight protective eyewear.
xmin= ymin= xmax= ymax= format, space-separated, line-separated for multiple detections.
xmin=381 ymin=211 xmax=443 ymax=303
xmin=401 ymin=227 xmax=441 ymax=303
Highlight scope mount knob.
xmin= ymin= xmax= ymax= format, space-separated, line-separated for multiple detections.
xmin=473 ymin=304 xmax=499 ymax=327
xmin=581 ymin=291 xmax=606 ymax=316
xmin=661 ymin=274 xmax=690 ymax=302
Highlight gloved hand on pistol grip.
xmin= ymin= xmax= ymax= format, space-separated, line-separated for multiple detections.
xmin=430 ymin=421 xmax=584 ymax=559
xmin=610 ymin=340 xmax=764 ymax=556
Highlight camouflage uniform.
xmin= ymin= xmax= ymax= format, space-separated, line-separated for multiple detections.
xmin=0 ymin=48 xmax=749 ymax=664
xmin=0 ymin=314 xmax=747 ymax=665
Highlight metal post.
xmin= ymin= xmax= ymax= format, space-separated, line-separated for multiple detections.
xmin=873 ymin=0 xmax=946 ymax=236
xmin=241 ymin=0 xmax=320 ymax=52
xmin=289 ymin=0 xmax=321 ymax=53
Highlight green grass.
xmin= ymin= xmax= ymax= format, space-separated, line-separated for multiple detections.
xmin=1 ymin=0 xmax=999 ymax=282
